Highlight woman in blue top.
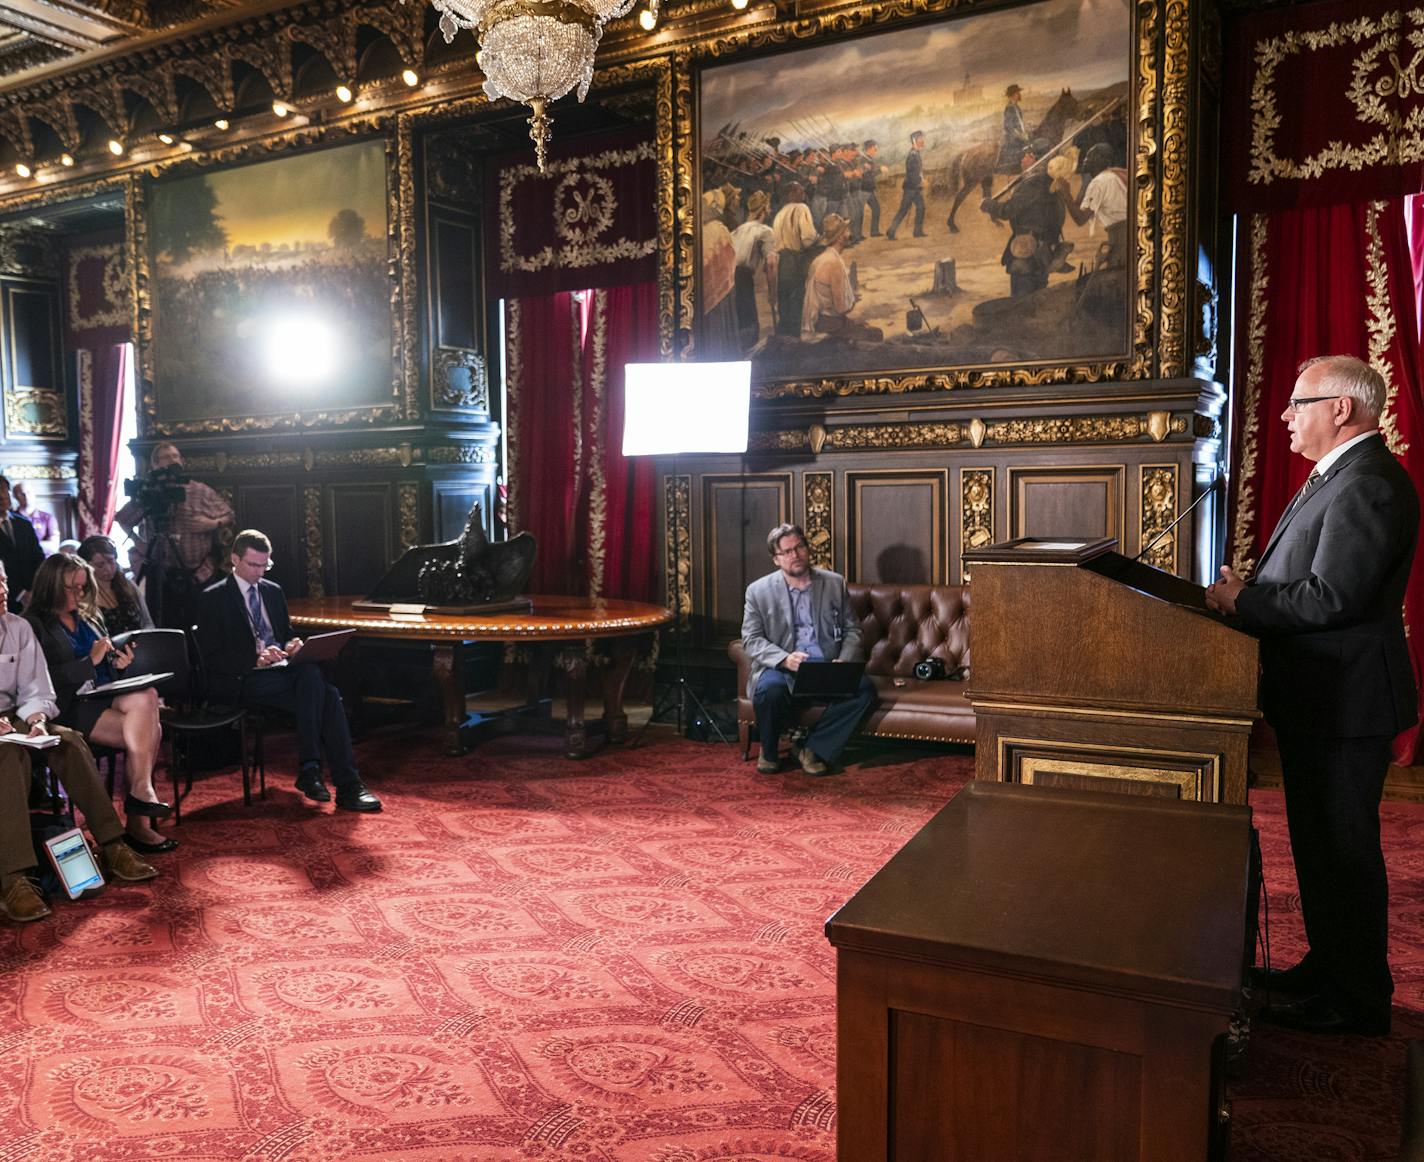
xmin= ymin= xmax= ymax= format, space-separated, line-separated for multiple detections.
xmin=25 ymin=554 xmax=172 ymax=852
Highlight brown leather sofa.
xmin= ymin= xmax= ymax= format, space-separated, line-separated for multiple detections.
xmin=728 ymin=583 xmax=974 ymax=756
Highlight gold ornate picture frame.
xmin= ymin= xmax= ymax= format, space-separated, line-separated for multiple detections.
xmin=128 ymin=120 xmax=419 ymax=435
xmin=670 ymin=0 xmax=1185 ymax=400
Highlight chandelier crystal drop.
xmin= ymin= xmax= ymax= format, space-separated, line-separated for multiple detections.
xmin=422 ymin=0 xmax=648 ymax=171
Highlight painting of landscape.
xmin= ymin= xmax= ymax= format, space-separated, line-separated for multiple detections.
xmin=697 ymin=0 xmax=1133 ymax=382
xmin=148 ymin=139 xmax=391 ymax=422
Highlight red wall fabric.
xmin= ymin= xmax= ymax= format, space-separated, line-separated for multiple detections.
xmin=1230 ymin=199 xmax=1424 ymax=762
xmin=1223 ymin=0 xmax=1424 ymax=213
xmin=507 ymin=283 xmax=661 ymax=601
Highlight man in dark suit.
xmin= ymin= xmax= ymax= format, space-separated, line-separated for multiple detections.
xmin=0 ymin=476 xmax=45 ymax=613
xmin=197 ymin=529 xmax=380 ymax=812
xmin=1207 ymin=354 xmax=1418 ymax=1037
xmin=741 ymin=522 xmax=875 ymax=776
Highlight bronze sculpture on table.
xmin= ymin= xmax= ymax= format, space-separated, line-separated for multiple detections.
xmin=354 ymin=503 xmax=536 ymax=613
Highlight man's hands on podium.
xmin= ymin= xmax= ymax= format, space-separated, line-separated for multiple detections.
xmin=1205 ymin=566 xmax=1246 ymax=616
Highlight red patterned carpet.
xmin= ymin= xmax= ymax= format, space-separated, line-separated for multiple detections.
xmin=0 ymin=729 xmax=1421 ymax=1160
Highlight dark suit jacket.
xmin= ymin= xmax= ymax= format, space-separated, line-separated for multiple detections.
xmin=0 ymin=514 xmax=44 ymax=613
xmin=197 ymin=575 xmax=294 ymax=705
xmin=740 ymin=567 xmax=864 ymax=699
xmin=1235 ymin=433 xmax=1419 ymax=738
xmin=26 ymin=612 xmax=107 ymax=719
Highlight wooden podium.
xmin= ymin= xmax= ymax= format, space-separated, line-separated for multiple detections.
xmin=963 ymin=538 xmax=1259 ymax=804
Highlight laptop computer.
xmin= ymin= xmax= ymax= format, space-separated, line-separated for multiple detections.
xmin=791 ymin=660 xmax=866 ymax=698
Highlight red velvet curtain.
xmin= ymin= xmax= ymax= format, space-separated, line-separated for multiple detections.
xmin=1229 ymin=200 xmax=1424 ymax=762
xmin=506 ymin=283 xmax=660 ymax=600
xmin=62 ymin=232 xmax=131 ymax=537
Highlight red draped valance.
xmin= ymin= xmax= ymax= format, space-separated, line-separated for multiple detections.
xmin=1224 ymin=0 xmax=1424 ymax=212
xmin=484 ymin=130 xmax=657 ymax=299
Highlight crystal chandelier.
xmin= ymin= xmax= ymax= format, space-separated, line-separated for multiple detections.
xmin=424 ymin=0 xmax=648 ymax=171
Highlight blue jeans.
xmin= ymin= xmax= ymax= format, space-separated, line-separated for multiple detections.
xmin=753 ymin=668 xmax=876 ymax=764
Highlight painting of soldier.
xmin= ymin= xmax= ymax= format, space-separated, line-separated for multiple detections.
xmin=697 ymin=0 xmax=1132 ymax=382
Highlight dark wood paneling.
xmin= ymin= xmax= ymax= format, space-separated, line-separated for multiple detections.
xmin=434 ymin=480 xmax=484 ymax=542
xmin=892 ymin=1010 xmax=1142 ymax=1161
xmin=235 ymin=485 xmax=301 ymax=594
xmin=1010 ymin=465 xmax=1125 ymax=544
xmin=703 ymin=474 xmax=789 ymax=645
xmin=7 ymin=285 xmax=59 ymax=389
xmin=328 ymin=483 xmax=395 ymax=596
xmin=431 ymin=216 xmax=479 ymax=352
xmin=846 ymin=470 xmax=947 ymax=585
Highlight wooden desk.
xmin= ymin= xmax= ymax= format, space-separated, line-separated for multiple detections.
xmin=286 ymin=595 xmax=673 ymax=757
xmin=826 ymin=781 xmax=1251 ymax=1162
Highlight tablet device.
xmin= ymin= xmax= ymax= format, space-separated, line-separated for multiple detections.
xmin=791 ymin=660 xmax=866 ymax=697
xmin=77 ymin=672 xmax=174 ymax=699
xmin=44 ymin=828 xmax=105 ymax=899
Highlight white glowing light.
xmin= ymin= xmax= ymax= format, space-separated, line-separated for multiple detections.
xmin=260 ymin=315 xmax=343 ymax=388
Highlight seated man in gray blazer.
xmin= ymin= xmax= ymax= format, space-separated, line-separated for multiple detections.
xmin=741 ymin=522 xmax=876 ymax=775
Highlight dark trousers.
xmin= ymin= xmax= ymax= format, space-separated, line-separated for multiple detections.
xmin=1275 ymin=729 xmax=1393 ymax=1019
xmin=0 ymin=727 xmax=121 ymax=875
xmin=754 ymin=669 xmax=876 ymax=764
xmin=865 ymin=190 xmax=881 ymax=235
xmin=244 ymin=664 xmax=360 ymax=788
xmin=887 ymin=190 xmax=925 ymax=237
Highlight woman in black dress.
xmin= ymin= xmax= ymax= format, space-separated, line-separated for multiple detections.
xmin=77 ymin=535 xmax=153 ymax=637
xmin=25 ymin=554 xmax=173 ymax=852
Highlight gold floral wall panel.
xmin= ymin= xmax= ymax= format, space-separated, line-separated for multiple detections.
xmin=1139 ymin=464 xmax=1179 ymax=572
xmin=803 ymin=472 xmax=834 ymax=571
xmin=960 ymin=468 xmax=994 ymax=582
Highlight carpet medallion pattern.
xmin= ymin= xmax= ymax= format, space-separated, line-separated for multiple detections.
xmin=0 ymin=732 xmax=1421 ymax=1160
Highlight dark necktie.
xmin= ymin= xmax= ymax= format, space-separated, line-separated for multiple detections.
xmin=0 ymin=517 xmax=11 ymax=543
xmin=247 ymin=585 xmax=274 ymax=647
xmin=1292 ymin=469 xmax=1322 ymax=511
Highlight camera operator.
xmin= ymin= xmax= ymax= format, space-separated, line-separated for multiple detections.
xmin=115 ymin=442 xmax=234 ymax=630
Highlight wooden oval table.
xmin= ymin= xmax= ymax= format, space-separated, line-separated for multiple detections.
xmin=286 ymin=595 xmax=673 ymax=757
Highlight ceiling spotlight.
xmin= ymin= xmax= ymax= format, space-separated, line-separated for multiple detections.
xmin=638 ymin=6 xmax=656 ymax=29
xmin=214 ymin=118 xmax=230 ymax=130
xmin=335 ymin=84 xmax=353 ymax=103
xmin=107 ymin=139 xmax=124 ymax=156
xmin=60 ymin=153 xmax=74 ymax=167
xmin=401 ymin=68 xmax=419 ymax=87
xmin=14 ymin=163 xmax=31 ymax=178
xmin=157 ymin=132 xmax=175 ymax=145
xmin=272 ymin=101 xmax=290 ymax=117
xmin=731 ymin=0 xmax=748 ymax=8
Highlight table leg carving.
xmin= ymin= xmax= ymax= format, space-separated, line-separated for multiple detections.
xmin=602 ymin=636 xmax=641 ymax=743
xmin=565 ymin=652 xmax=590 ymax=758
xmin=431 ymin=643 xmax=470 ymax=756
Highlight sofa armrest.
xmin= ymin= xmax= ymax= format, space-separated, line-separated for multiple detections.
xmin=728 ymin=639 xmax=751 ymax=696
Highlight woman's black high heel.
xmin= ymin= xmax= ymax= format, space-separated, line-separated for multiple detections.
xmin=124 ymin=793 xmax=173 ymax=819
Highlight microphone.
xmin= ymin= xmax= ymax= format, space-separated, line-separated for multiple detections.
xmin=1134 ymin=475 xmax=1224 ymax=564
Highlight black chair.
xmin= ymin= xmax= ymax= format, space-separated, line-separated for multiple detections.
xmin=125 ymin=628 xmax=254 ymax=821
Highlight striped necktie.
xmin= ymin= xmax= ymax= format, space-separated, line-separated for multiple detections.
xmin=247 ymin=584 xmax=274 ymax=647
xmin=1292 ymin=469 xmax=1321 ymax=510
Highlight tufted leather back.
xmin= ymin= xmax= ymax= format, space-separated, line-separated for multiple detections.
xmin=851 ymin=584 xmax=971 ymax=678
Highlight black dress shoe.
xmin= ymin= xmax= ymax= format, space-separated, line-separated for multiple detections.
xmin=335 ymin=783 xmax=382 ymax=812
xmin=123 ymin=834 xmax=179 ymax=855
xmin=1257 ymin=994 xmax=1390 ymax=1037
xmin=1249 ymin=962 xmax=1318 ymax=997
xmin=294 ymin=767 xmax=332 ymax=802
xmin=123 ymin=793 xmax=173 ymax=819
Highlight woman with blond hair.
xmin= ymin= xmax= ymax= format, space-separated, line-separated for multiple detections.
xmin=24 ymin=554 xmax=173 ymax=853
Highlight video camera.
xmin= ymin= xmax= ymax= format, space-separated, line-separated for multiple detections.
xmin=123 ymin=463 xmax=190 ymax=524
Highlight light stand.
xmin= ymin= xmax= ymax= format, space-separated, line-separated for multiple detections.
xmin=623 ymin=360 xmax=751 ymax=746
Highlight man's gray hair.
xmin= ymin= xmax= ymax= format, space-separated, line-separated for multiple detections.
xmin=766 ymin=522 xmax=806 ymax=557
xmin=1299 ymin=355 xmax=1386 ymax=419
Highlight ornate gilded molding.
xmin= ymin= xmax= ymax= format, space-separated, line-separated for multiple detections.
xmin=750 ymin=411 xmax=1190 ymax=452
xmin=755 ymin=361 xmax=1129 ymax=401
xmin=0 ymin=463 xmax=74 ymax=480
xmin=1140 ymin=465 xmax=1178 ymax=572
xmin=398 ymin=482 xmax=420 ymax=552
xmin=671 ymin=51 xmax=696 ymax=340
xmin=431 ymin=346 xmax=490 ymax=412
xmin=505 ymin=298 xmax=524 ymax=535
xmin=651 ymin=55 xmax=677 ymax=358
xmin=1364 ymin=201 xmax=1411 ymax=457
xmin=803 ymin=472 xmax=833 ymax=570
xmin=427 ymin=444 xmax=497 ymax=464
xmin=663 ymin=473 xmax=691 ymax=627
xmin=303 ymin=486 xmax=325 ymax=600
xmin=586 ymin=291 xmax=610 ymax=598
xmin=4 ymin=389 xmax=66 ymax=438
xmin=394 ymin=114 xmax=420 ymax=421
xmin=1230 ymin=214 xmax=1268 ymax=578
xmin=66 ymin=242 xmax=127 ymax=331
xmin=960 ymin=468 xmax=993 ymax=581
xmin=1157 ymin=0 xmax=1191 ymax=379
xmin=0 ymin=224 xmax=59 ymax=279
xmin=1131 ymin=0 xmax=1161 ymax=381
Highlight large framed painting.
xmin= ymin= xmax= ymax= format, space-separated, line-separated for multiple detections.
xmin=694 ymin=0 xmax=1140 ymax=393
xmin=144 ymin=138 xmax=396 ymax=428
